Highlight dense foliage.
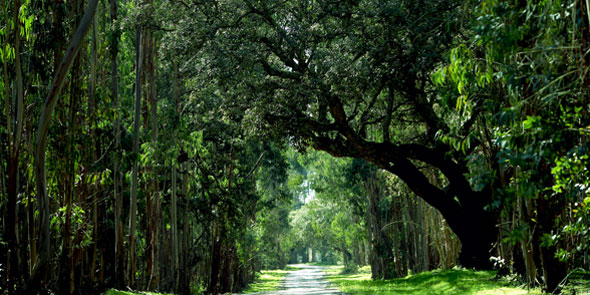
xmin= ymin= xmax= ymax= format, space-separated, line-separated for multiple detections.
xmin=1 ymin=0 xmax=589 ymax=294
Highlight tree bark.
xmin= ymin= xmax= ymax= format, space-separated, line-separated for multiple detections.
xmin=128 ymin=27 xmax=143 ymax=289
xmin=301 ymin=89 xmax=500 ymax=270
xmin=29 ymin=0 xmax=98 ymax=292
xmin=109 ymin=0 xmax=125 ymax=288
xmin=535 ymin=191 xmax=567 ymax=293
xmin=365 ymin=172 xmax=396 ymax=279
xmin=87 ymin=9 xmax=99 ymax=284
xmin=180 ymin=164 xmax=190 ymax=294
xmin=171 ymin=164 xmax=179 ymax=291
xmin=5 ymin=0 xmax=25 ymax=286
xmin=314 ymin=135 xmax=498 ymax=269
xmin=208 ymin=224 xmax=222 ymax=295
xmin=145 ymin=30 xmax=160 ymax=290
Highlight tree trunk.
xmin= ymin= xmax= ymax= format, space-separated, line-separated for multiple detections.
xmin=171 ymin=164 xmax=179 ymax=291
xmin=109 ymin=0 xmax=125 ymax=288
xmin=220 ymin=243 xmax=233 ymax=293
xmin=535 ymin=192 xmax=567 ymax=293
xmin=208 ymin=225 xmax=222 ymax=295
xmin=317 ymin=97 xmax=499 ymax=270
xmin=5 ymin=0 xmax=25 ymax=286
xmin=180 ymin=165 xmax=190 ymax=294
xmin=365 ymin=172 xmax=396 ymax=279
xmin=87 ymin=10 xmax=99 ymax=284
xmin=59 ymin=43 xmax=81 ymax=294
xmin=144 ymin=30 xmax=160 ymax=290
xmin=387 ymin=161 xmax=497 ymax=269
xmin=128 ymin=27 xmax=143 ymax=289
xmin=29 ymin=1 xmax=98 ymax=292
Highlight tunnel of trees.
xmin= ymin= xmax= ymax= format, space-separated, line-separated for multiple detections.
xmin=1 ymin=0 xmax=590 ymax=294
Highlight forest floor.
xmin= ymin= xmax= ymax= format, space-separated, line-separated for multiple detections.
xmin=103 ymin=265 xmax=590 ymax=295
xmin=323 ymin=265 xmax=545 ymax=295
xmin=240 ymin=264 xmax=343 ymax=295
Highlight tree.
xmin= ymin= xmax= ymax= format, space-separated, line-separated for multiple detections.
xmin=433 ymin=0 xmax=590 ymax=291
xmin=29 ymin=0 xmax=99 ymax=292
xmin=169 ymin=0 xmax=497 ymax=269
xmin=128 ymin=25 xmax=143 ymax=289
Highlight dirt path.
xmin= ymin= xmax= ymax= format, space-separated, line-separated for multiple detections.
xmin=243 ymin=264 xmax=343 ymax=295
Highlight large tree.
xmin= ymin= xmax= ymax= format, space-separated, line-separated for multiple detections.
xmin=170 ymin=0 xmax=497 ymax=268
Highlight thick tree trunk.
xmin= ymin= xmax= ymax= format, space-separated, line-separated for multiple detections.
xmin=315 ymin=95 xmax=498 ymax=270
xmin=386 ymin=161 xmax=497 ymax=269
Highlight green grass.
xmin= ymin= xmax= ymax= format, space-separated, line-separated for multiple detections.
xmin=324 ymin=266 xmax=543 ymax=295
xmin=103 ymin=290 xmax=173 ymax=295
xmin=239 ymin=266 xmax=299 ymax=294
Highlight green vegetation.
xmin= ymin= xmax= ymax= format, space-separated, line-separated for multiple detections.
xmin=103 ymin=290 xmax=174 ymax=295
xmin=325 ymin=266 xmax=542 ymax=295
xmin=2 ymin=0 xmax=590 ymax=294
xmin=239 ymin=268 xmax=295 ymax=293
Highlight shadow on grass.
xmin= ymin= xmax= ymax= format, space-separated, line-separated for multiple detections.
xmin=326 ymin=268 xmax=542 ymax=295
xmin=104 ymin=290 xmax=174 ymax=295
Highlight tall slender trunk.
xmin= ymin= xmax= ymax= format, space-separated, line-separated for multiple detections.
xmin=59 ymin=48 xmax=80 ymax=294
xmin=128 ymin=27 xmax=143 ymax=289
xmin=146 ymin=33 xmax=160 ymax=290
xmin=5 ymin=0 xmax=25 ymax=285
xmin=29 ymin=0 xmax=98 ymax=292
xmin=170 ymin=62 xmax=181 ymax=292
xmin=208 ymin=224 xmax=222 ymax=295
xmin=147 ymin=34 xmax=161 ymax=289
xmin=365 ymin=172 xmax=396 ymax=279
xmin=180 ymin=164 xmax=190 ymax=294
xmin=87 ymin=10 xmax=99 ymax=283
xmin=109 ymin=0 xmax=124 ymax=288
xmin=518 ymin=193 xmax=538 ymax=286
xmin=171 ymin=164 xmax=179 ymax=291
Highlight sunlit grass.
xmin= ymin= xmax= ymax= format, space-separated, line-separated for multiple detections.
xmin=103 ymin=290 xmax=174 ymax=295
xmin=240 ymin=266 xmax=300 ymax=293
xmin=324 ymin=266 xmax=543 ymax=295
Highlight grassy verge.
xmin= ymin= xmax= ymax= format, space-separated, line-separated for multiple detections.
xmin=103 ymin=290 xmax=173 ymax=295
xmin=239 ymin=266 xmax=300 ymax=294
xmin=324 ymin=266 xmax=543 ymax=295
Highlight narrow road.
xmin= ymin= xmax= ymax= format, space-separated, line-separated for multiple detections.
xmin=244 ymin=264 xmax=343 ymax=295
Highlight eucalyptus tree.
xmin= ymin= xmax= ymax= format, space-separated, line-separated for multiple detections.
xmin=30 ymin=0 xmax=98 ymax=293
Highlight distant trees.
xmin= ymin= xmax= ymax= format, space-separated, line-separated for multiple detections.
xmin=285 ymin=152 xmax=461 ymax=279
